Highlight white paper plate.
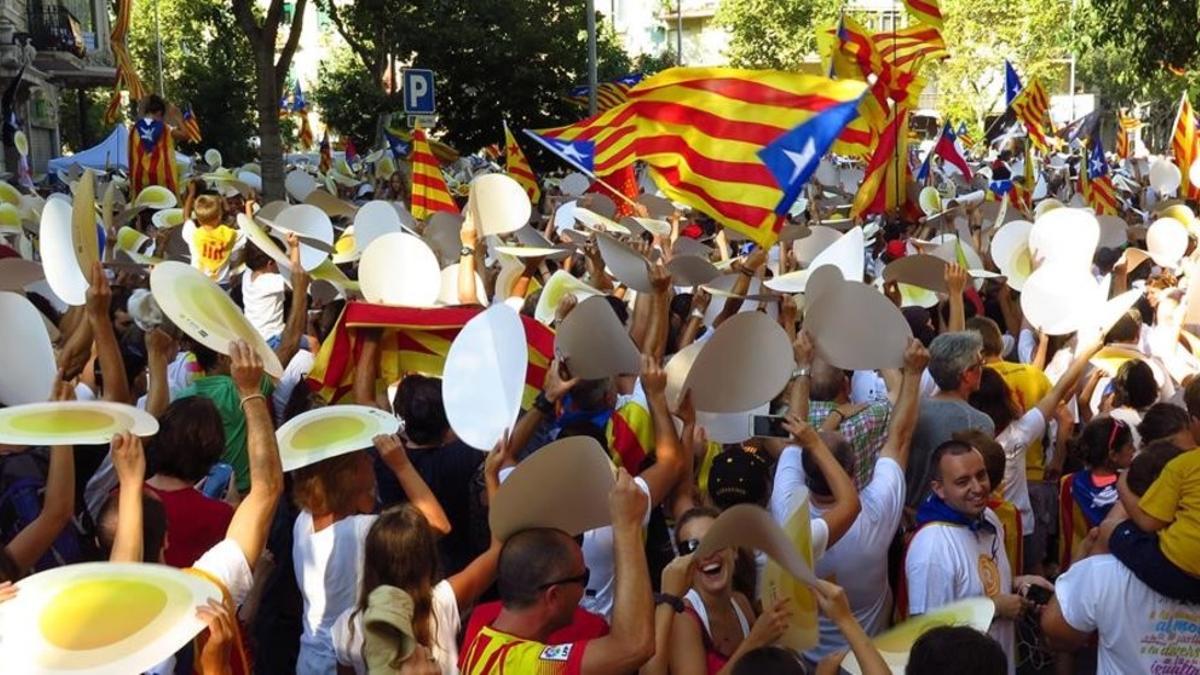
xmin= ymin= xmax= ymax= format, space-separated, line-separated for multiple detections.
xmin=442 ymin=305 xmax=527 ymax=450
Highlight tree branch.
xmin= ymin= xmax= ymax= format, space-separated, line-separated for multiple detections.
xmin=275 ymin=0 xmax=309 ymax=88
xmin=230 ymin=0 xmax=261 ymax=44
xmin=317 ymin=0 xmax=377 ymax=75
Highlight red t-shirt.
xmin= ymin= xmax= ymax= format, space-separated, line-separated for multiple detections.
xmin=145 ymin=484 xmax=234 ymax=567
xmin=461 ymin=600 xmax=609 ymax=650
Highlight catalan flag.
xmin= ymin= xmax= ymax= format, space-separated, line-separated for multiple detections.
xmin=297 ymin=114 xmax=314 ymax=149
xmin=410 ymin=128 xmax=458 ymax=221
xmin=129 ymin=117 xmax=178 ymax=195
xmin=1171 ymin=94 xmax=1200 ymax=200
xmin=852 ymin=105 xmax=912 ymax=219
xmin=567 ymin=73 xmax=644 ymax=112
xmin=307 ymin=303 xmax=554 ymax=408
xmin=902 ymin=0 xmax=944 ymax=32
xmin=503 ymin=121 xmax=540 ymax=204
xmin=105 ymin=0 xmax=144 ymax=125
xmin=870 ymin=24 xmax=948 ymax=70
xmin=1080 ymin=138 xmax=1119 ymax=216
xmin=1011 ymin=78 xmax=1052 ymax=152
xmin=319 ymin=131 xmax=332 ymax=174
xmin=1116 ymin=111 xmax=1139 ymax=160
xmin=956 ymin=121 xmax=976 ymax=151
xmin=524 ymin=102 xmax=640 ymax=177
xmin=180 ymin=104 xmax=202 ymax=143
xmin=627 ymin=67 xmax=868 ymax=246
xmin=1004 ymin=60 xmax=1023 ymax=107
xmin=818 ymin=17 xmax=885 ymax=157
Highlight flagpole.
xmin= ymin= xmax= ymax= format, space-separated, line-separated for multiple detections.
xmin=1169 ymin=91 xmax=1186 ymax=155
xmin=586 ymin=0 xmax=598 ymax=115
xmin=892 ymin=1 xmax=899 ymax=221
xmin=154 ymin=0 xmax=164 ymax=95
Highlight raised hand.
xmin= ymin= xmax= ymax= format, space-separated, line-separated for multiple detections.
xmin=228 ymin=340 xmax=264 ymax=397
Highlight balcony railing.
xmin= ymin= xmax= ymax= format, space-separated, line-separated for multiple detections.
xmin=27 ymin=5 xmax=87 ymax=58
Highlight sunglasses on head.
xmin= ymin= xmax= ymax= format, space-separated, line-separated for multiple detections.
xmin=538 ymin=567 xmax=591 ymax=590
xmin=678 ymin=538 xmax=701 ymax=555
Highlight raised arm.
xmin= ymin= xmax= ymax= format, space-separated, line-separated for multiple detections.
xmin=373 ymin=434 xmax=451 ymax=535
xmin=714 ymin=248 xmax=767 ymax=328
xmin=580 ymin=470 xmax=655 ymax=674
xmin=108 ymin=431 xmax=146 ymax=563
xmin=677 ymin=289 xmax=710 ymax=350
xmin=783 ymin=416 xmax=860 ymax=548
xmin=644 ymin=263 xmax=672 ymax=362
xmin=509 ymin=358 xmax=578 ymax=454
xmin=7 ymin=377 xmax=76 ymax=570
xmin=225 ymin=340 xmax=284 ymax=569
xmin=85 ymin=263 xmax=131 ymax=404
xmin=353 ymin=328 xmax=383 ymax=408
xmin=181 ymin=179 xmax=199 ymax=222
xmin=144 ymin=328 xmax=175 ymax=418
xmin=1034 ymin=339 xmax=1102 ymax=421
xmin=457 ymin=224 xmax=481 ymax=306
xmin=945 ymin=263 xmax=967 ymax=333
xmin=274 ymin=234 xmax=310 ymax=369
xmin=788 ymin=331 xmax=815 ymax=421
xmin=879 ymin=339 xmax=930 ymax=470
xmin=635 ymin=353 xmax=684 ymax=508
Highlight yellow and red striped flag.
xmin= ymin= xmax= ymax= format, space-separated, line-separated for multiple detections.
xmin=851 ymin=105 xmax=912 ymax=219
xmin=181 ymin=105 xmax=202 ymax=144
xmin=503 ymin=121 xmax=540 ymax=204
xmin=1080 ymin=140 xmax=1119 ymax=216
xmin=626 ymin=67 xmax=868 ymax=246
xmin=525 ymin=102 xmax=640 ymax=177
xmin=1116 ymin=111 xmax=1139 ymax=160
xmin=105 ymin=0 xmax=144 ymax=124
xmin=318 ymin=131 xmax=332 ymax=174
xmin=871 ymin=24 xmax=948 ymax=69
xmin=410 ymin=128 xmax=459 ymax=221
xmin=902 ymin=0 xmax=944 ymax=32
xmin=129 ymin=118 xmax=178 ymax=195
xmin=1171 ymin=95 xmax=1200 ymax=200
xmin=1011 ymin=78 xmax=1052 ymax=152
xmin=297 ymin=114 xmax=314 ymax=150
xmin=307 ymin=303 xmax=554 ymax=407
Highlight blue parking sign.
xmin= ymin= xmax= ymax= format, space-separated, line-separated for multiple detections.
xmin=403 ymin=69 xmax=436 ymax=115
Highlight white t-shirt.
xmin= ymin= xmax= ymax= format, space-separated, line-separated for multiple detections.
xmin=241 ymin=268 xmax=286 ymax=340
xmin=273 ymin=349 xmax=316 ymax=420
xmin=996 ymin=408 xmax=1043 ymax=533
xmin=294 ymin=511 xmax=378 ymax=675
xmin=767 ymin=446 xmax=836 ymax=560
xmin=332 ymin=579 xmax=461 ymax=675
xmin=579 ymin=476 xmax=652 ymax=619
xmin=805 ymin=457 xmax=905 ymax=661
xmin=1056 ymin=554 xmax=1199 ymax=675
xmin=905 ymin=509 xmax=1015 ymax=675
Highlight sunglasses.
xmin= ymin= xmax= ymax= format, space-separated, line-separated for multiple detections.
xmin=539 ymin=567 xmax=591 ymax=590
xmin=678 ymin=538 xmax=701 ymax=555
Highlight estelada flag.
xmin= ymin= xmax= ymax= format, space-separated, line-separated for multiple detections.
xmin=129 ymin=117 xmax=178 ymax=195
xmin=307 ymin=302 xmax=554 ymax=407
xmin=319 ymin=132 xmax=332 ymax=174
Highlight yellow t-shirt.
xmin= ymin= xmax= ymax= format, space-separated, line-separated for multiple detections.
xmin=191 ymin=223 xmax=240 ymax=282
xmin=1139 ymin=448 xmax=1200 ymax=577
xmin=989 ymin=361 xmax=1052 ymax=479
xmin=460 ymin=625 xmax=587 ymax=675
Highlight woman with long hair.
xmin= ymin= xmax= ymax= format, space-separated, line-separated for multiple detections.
xmin=332 ymin=438 xmax=508 ymax=674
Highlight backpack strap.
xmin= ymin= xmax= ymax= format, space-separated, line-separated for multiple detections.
xmin=184 ymin=566 xmax=252 ymax=675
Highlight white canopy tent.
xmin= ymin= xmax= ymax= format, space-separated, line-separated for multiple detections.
xmin=47 ymin=125 xmax=193 ymax=175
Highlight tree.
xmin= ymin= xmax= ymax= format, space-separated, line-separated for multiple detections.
xmin=310 ymin=46 xmax=394 ymax=150
xmin=311 ymin=0 xmax=632 ymax=152
xmin=127 ymin=0 xmax=257 ymax=164
xmin=714 ymin=0 xmax=841 ymax=70
xmin=231 ymin=0 xmax=308 ymax=199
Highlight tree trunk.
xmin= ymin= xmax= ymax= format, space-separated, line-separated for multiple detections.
xmin=254 ymin=46 xmax=285 ymax=201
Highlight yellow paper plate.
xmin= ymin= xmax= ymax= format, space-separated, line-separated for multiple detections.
xmin=13 ymin=129 xmax=28 ymax=157
xmin=0 ymin=400 xmax=158 ymax=445
xmin=842 ymin=598 xmax=995 ymax=674
xmin=0 ymin=181 xmax=21 ymax=206
xmin=276 ymin=405 xmax=400 ymax=472
xmin=134 ymin=185 xmax=178 ymax=210
xmin=0 ymin=562 xmax=220 ymax=675
xmin=151 ymin=208 xmax=185 ymax=230
xmin=150 ymin=261 xmax=283 ymax=378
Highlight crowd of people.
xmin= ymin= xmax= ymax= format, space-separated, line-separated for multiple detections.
xmin=2 ymin=92 xmax=1200 ymax=675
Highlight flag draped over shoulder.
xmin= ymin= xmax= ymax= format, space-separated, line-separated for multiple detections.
xmin=106 ymin=0 xmax=144 ymax=124
xmin=1172 ymin=95 xmax=1200 ymax=200
xmin=503 ymin=121 xmax=540 ymax=204
xmin=129 ymin=118 xmax=178 ymax=194
xmin=851 ymin=106 xmax=912 ymax=219
xmin=1080 ymin=138 xmax=1119 ymax=216
xmin=902 ymin=0 xmax=944 ymax=32
xmin=307 ymin=303 xmax=554 ymax=407
xmin=181 ymin=105 xmax=202 ymax=144
xmin=567 ymin=73 xmax=644 ymax=112
xmin=626 ymin=67 xmax=868 ymax=246
xmin=410 ymin=128 xmax=459 ymax=221
xmin=1011 ymin=78 xmax=1052 ymax=152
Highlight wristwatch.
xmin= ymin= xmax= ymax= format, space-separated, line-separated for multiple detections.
xmin=790 ymin=366 xmax=810 ymax=380
xmin=460 ymin=246 xmax=474 ymax=257
xmin=654 ymin=592 xmax=686 ymax=613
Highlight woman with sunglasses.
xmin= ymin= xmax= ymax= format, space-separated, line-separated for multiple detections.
xmin=665 ymin=507 xmax=791 ymax=675
xmin=1058 ymin=416 xmax=1135 ymax=571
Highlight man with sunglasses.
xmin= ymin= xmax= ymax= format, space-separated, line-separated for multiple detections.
xmin=460 ymin=470 xmax=655 ymax=674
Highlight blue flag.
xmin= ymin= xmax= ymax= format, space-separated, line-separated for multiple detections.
xmin=292 ymin=83 xmax=307 ymax=113
xmin=383 ymin=130 xmax=411 ymax=159
xmin=1087 ymin=136 xmax=1109 ymax=180
xmin=758 ymin=97 xmax=862 ymax=215
xmin=1005 ymin=61 xmax=1023 ymax=107
xmin=523 ymin=130 xmax=596 ymax=174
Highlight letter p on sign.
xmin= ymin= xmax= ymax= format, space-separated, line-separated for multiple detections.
xmin=403 ymin=69 xmax=436 ymax=115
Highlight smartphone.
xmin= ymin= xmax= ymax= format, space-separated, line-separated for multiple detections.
xmin=200 ymin=463 xmax=235 ymax=500
xmin=1023 ymin=585 xmax=1053 ymax=606
xmin=751 ymin=414 xmax=790 ymax=439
